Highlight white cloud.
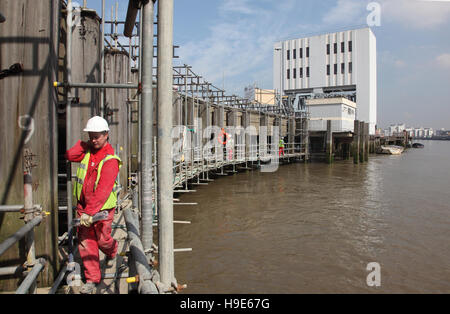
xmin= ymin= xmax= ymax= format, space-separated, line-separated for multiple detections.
xmin=380 ymin=50 xmax=406 ymax=68
xmin=435 ymin=53 xmax=450 ymax=67
xmin=177 ymin=2 xmax=299 ymax=95
xmin=219 ymin=0 xmax=259 ymax=15
xmin=380 ymin=0 xmax=450 ymax=29
xmin=321 ymin=0 xmax=366 ymax=25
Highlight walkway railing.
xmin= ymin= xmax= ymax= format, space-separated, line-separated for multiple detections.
xmin=0 ymin=171 xmax=49 ymax=294
xmin=171 ymin=141 xmax=305 ymax=190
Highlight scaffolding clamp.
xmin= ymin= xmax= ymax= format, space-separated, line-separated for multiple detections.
xmin=21 ymin=205 xmax=49 ymax=223
xmin=126 ymin=275 xmax=139 ymax=284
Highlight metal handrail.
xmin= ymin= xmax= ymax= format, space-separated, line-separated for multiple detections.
xmin=0 ymin=216 xmax=43 ymax=258
xmin=15 ymin=258 xmax=47 ymax=294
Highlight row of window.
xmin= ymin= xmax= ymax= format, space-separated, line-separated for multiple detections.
xmin=326 ymin=62 xmax=353 ymax=75
xmin=286 ymin=62 xmax=353 ymax=79
xmin=286 ymin=67 xmax=310 ymax=79
xmin=286 ymin=47 xmax=309 ymax=60
xmin=327 ymin=41 xmax=352 ymax=54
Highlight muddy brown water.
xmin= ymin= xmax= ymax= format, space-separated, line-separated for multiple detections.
xmin=173 ymin=140 xmax=450 ymax=293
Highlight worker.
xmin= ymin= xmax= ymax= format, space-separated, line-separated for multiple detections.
xmin=279 ymin=138 xmax=285 ymax=156
xmin=65 ymin=116 xmax=122 ymax=294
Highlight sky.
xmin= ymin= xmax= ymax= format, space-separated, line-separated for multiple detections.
xmin=86 ymin=0 xmax=450 ymax=130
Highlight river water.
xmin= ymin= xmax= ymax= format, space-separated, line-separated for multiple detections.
xmin=173 ymin=140 xmax=450 ymax=293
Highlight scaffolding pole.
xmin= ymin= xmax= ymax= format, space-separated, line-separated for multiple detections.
xmin=140 ymin=0 xmax=155 ymax=255
xmin=66 ymin=0 xmax=74 ymax=264
xmin=157 ymin=0 xmax=175 ymax=290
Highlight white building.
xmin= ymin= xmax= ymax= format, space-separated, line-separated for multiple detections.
xmin=424 ymin=128 xmax=433 ymax=138
xmin=306 ymin=97 xmax=356 ymax=132
xmin=273 ymin=27 xmax=377 ymax=134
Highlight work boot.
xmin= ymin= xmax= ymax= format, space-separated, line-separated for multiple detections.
xmin=80 ymin=282 xmax=96 ymax=294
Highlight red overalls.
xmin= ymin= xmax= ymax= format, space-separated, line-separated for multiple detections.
xmin=66 ymin=140 xmax=119 ymax=283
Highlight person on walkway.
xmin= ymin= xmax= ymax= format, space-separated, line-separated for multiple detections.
xmin=65 ymin=116 xmax=122 ymax=294
xmin=279 ymin=138 xmax=285 ymax=156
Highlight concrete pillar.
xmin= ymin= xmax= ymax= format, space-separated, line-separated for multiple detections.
xmin=326 ymin=120 xmax=333 ymax=164
xmin=353 ymin=120 xmax=360 ymax=164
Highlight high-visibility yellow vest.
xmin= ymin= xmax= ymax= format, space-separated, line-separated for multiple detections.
xmin=279 ymin=139 xmax=285 ymax=148
xmin=73 ymin=151 xmax=122 ymax=210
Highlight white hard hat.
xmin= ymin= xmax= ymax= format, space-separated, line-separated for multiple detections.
xmin=83 ymin=116 xmax=110 ymax=132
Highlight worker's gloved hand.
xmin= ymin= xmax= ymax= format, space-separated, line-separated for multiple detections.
xmin=80 ymin=213 xmax=94 ymax=227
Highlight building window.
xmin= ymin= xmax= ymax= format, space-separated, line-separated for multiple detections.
xmin=299 ymin=48 xmax=303 ymax=58
xmin=287 ymin=69 xmax=290 ymax=79
xmin=341 ymin=62 xmax=345 ymax=73
xmin=334 ymin=64 xmax=337 ymax=75
xmin=293 ymin=48 xmax=296 ymax=59
xmin=306 ymin=47 xmax=309 ymax=58
xmin=327 ymin=64 xmax=330 ymax=75
xmin=349 ymin=62 xmax=353 ymax=73
xmin=334 ymin=43 xmax=337 ymax=54
xmin=306 ymin=67 xmax=310 ymax=77
xmin=348 ymin=40 xmax=352 ymax=52
xmin=341 ymin=42 xmax=345 ymax=53
xmin=293 ymin=68 xmax=296 ymax=79
xmin=287 ymin=50 xmax=290 ymax=60
xmin=299 ymin=67 xmax=303 ymax=78
xmin=327 ymin=44 xmax=330 ymax=55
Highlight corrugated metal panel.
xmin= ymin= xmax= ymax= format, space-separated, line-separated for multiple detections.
xmin=129 ymin=70 xmax=139 ymax=173
xmin=104 ymin=50 xmax=130 ymax=191
xmin=249 ymin=112 xmax=260 ymax=133
xmin=281 ymin=118 xmax=288 ymax=136
xmin=67 ymin=8 xmax=101 ymax=148
xmin=0 ymin=0 xmax=60 ymax=290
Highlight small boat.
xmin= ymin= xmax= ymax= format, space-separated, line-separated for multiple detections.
xmin=377 ymin=145 xmax=404 ymax=155
xmin=412 ymin=143 xmax=424 ymax=148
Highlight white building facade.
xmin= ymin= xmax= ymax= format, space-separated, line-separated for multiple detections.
xmin=273 ymin=27 xmax=377 ymax=134
xmin=306 ymin=97 xmax=356 ymax=133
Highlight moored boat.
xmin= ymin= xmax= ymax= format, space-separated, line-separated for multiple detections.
xmin=377 ymin=145 xmax=404 ymax=155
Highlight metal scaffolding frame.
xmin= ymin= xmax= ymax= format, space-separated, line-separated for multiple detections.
xmin=0 ymin=0 xmax=309 ymax=294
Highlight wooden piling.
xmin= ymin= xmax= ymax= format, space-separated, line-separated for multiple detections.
xmin=359 ymin=121 xmax=365 ymax=163
xmin=303 ymin=118 xmax=310 ymax=162
xmin=326 ymin=120 xmax=333 ymax=164
xmin=364 ymin=123 xmax=369 ymax=162
xmin=353 ymin=120 xmax=360 ymax=164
